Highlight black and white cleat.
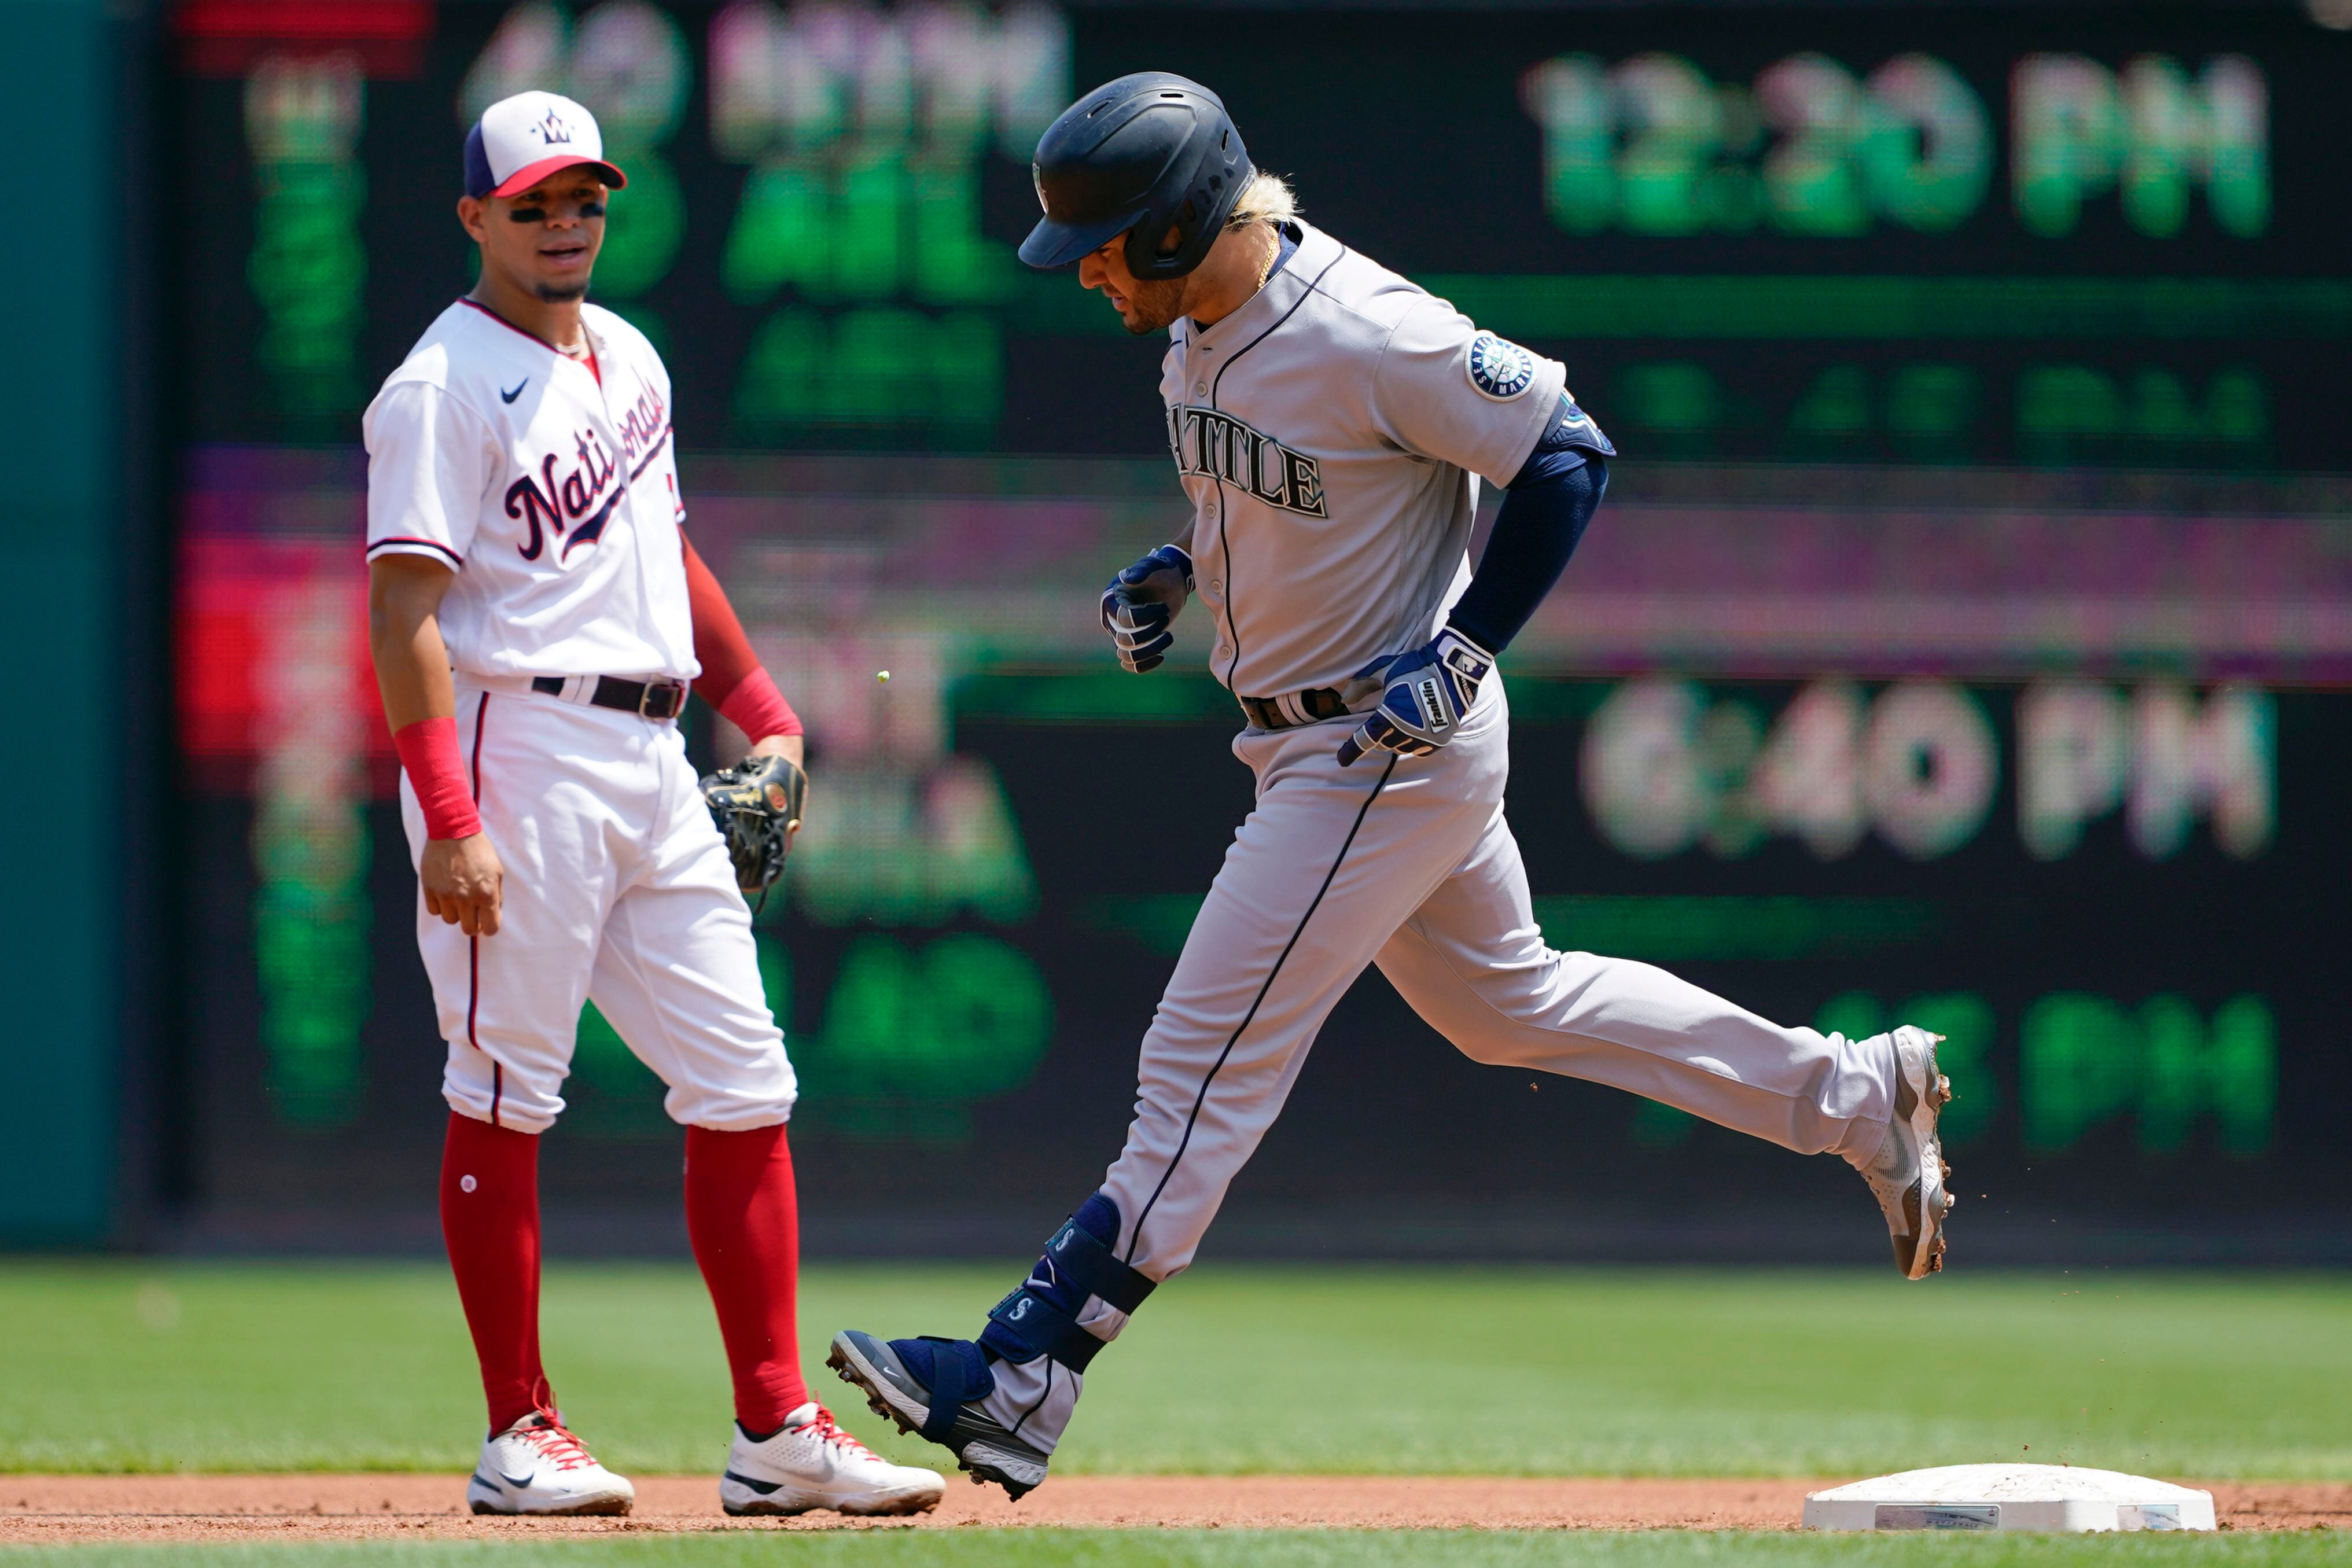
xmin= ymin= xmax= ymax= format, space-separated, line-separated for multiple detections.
xmin=827 ymin=1329 xmax=1052 ymax=1500
xmin=1859 ymin=1026 xmax=1955 ymax=1279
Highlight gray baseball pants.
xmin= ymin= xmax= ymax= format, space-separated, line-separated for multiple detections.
xmin=978 ymin=676 xmax=1901 ymax=1445
xmin=1097 ymin=675 xmax=1897 ymax=1290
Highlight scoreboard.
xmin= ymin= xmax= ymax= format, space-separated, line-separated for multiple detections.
xmin=178 ymin=1 xmax=2352 ymax=466
xmin=164 ymin=0 xmax=2352 ymax=1250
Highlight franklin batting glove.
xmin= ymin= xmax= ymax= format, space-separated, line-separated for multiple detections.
xmin=1100 ymin=544 xmax=1195 ymax=673
xmin=1338 ymin=627 xmax=1495 ymax=766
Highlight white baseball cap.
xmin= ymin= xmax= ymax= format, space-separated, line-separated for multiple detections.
xmin=463 ymin=91 xmax=628 ymax=201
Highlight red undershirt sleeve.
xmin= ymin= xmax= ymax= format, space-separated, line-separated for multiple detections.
xmin=393 ymin=716 xmax=481 ymax=841
xmin=683 ymin=533 xmax=803 ymax=741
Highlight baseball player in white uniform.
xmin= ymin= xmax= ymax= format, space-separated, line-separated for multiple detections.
xmin=830 ymin=74 xmax=1956 ymax=1498
xmin=363 ymin=90 xmax=942 ymax=1518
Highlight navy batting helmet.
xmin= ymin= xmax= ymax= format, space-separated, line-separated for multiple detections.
xmin=1018 ymin=72 xmax=1253 ymax=281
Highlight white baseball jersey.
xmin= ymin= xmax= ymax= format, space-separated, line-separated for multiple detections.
xmin=1162 ymin=221 xmax=1566 ymax=698
xmin=363 ymin=299 xmax=696 ymax=682
xmin=367 ymin=296 xmax=792 ymax=1138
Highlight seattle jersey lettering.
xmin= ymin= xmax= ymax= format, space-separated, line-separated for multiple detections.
xmin=1166 ymin=405 xmax=1328 ymax=518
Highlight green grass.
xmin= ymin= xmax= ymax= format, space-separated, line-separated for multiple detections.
xmin=0 ymin=1263 xmax=2347 ymax=1479
xmin=5 ymin=1534 xmax=2351 ymax=1568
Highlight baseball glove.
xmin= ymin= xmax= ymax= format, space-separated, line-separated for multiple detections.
xmin=700 ymin=752 xmax=808 ymax=907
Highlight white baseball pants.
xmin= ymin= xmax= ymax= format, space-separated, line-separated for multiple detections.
xmin=1092 ymin=676 xmax=1896 ymax=1295
xmin=398 ymin=680 xmax=797 ymax=1135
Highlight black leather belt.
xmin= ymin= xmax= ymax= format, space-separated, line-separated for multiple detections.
xmin=1237 ymin=686 xmax=1350 ymax=731
xmin=531 ymin=674 xmax=689 ymax=720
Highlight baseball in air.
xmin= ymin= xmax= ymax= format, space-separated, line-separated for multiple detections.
xmin=877 ymin=669 xmax=891 ymax=683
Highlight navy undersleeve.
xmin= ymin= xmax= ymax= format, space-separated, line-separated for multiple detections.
xmin=1445 ymin=426 xmax=1609 ymax=655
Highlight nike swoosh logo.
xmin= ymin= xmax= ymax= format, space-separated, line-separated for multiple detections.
xmin=497 ymin=1468 xmax=535 ymax=1488
xmin=724 ymin=1470 xmax=782 ymax=1495
xmin=501 ymin=379 xmax=528 ymax=403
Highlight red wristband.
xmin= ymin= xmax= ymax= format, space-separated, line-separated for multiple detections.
xmin=392 ymin=716 xmax=482 ymax=841
xmin=716 ymin=667 xmax=803 ymax=742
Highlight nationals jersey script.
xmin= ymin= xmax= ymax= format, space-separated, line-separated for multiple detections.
xmin=363 ymin=299 xmax=697 ymax=682
xmin=1161 ymin=220 xmax=1571 ymax=700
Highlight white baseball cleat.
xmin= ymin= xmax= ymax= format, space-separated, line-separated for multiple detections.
xmin=720 ymin=1402 xmax=947 ymax=1517
xmin=465 ymin=1409 xmax=636 ymax=1516
xmin=1858 ymin=1025 xmax=1956 ymax=1280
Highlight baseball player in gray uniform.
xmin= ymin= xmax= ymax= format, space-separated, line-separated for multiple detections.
xmin=831 ymin=73 xmax=1954 ymax=1497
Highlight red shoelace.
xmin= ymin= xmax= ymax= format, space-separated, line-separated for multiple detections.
xmin=516 ymin=1412 xmax=598 ymax=1472
xmin=794 ymin=1406 xmax=879 ymax=1460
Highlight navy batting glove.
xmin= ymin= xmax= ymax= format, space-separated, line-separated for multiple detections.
xmin=1338 ymin=627 xmax=1495 ymax=766
xmin=1100 ymin=544 xmax=1194 ymax=674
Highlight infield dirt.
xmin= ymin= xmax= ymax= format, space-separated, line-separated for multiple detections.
xmin=0 ymin=1475 xmax=2344 ymax=1543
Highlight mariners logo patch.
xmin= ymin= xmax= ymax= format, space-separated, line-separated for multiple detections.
xmin=1466 ymin=332 xmax=1537 ymax=402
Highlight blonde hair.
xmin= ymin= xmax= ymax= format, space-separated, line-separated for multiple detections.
xmin=1225 ymin=170 xmax=1300 ymax=231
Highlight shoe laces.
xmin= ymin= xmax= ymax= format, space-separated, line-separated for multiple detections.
xmin=791 ymin=1405 xmax=879 ymax=1462
xmin=517 ymin=1411 xmax=598 ymax=1472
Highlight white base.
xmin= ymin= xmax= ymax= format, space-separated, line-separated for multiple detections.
xmin=1803 ymin=1464 xmax=2215 ymax=1533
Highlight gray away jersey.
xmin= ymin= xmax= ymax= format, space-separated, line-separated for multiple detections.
xmin=1161 ymin=220 xmax=1570 ymax=699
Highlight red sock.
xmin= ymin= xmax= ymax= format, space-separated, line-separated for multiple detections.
xmin=684 ymin=1122 xmax=809 ymax=1433
xmin=440 ymin=1111 xmax=552 ymax=1434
